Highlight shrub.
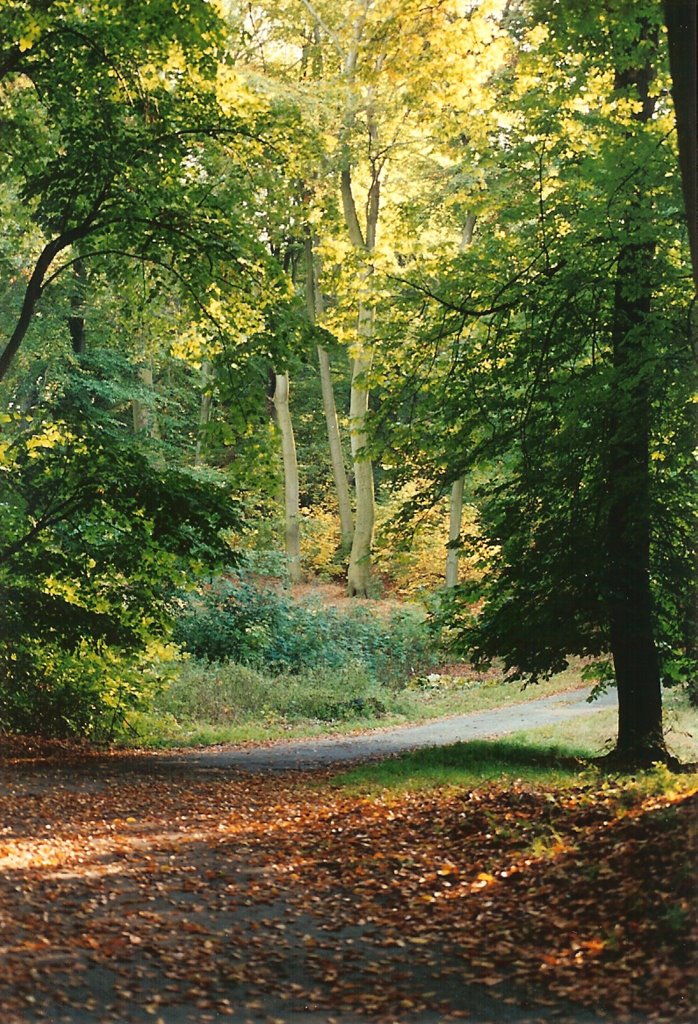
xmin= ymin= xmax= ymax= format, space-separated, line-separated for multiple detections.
xmin=299 ymin=503 xmax=346 ymax=578
xmin=172 ymin=575 xmax=435 ymax=683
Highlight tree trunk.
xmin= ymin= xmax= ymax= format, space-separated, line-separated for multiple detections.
xmin=132 ymin=363 xmax=159 ymax=438
xmin=461 ymin=211 xmax=477 ymax=250
xmin=195 ymin=359 xmax=213 ymax=466
xmin=68 ymin=259 xmax=87 ymax=355
xmin=663 ymin=0 xmax=698 ymax=289
xmin=445 ymin=214 xmax=476 ymax=588
xmin=347 ymin=339 xmax=375 ymax=597
xmin=273 ymin=372 xmax=303 ymax=584
xmin=1 ymin=234 xmax=84 ymax=381
xmin=341 ymin=160 xmax=380 ymax=597
xmin=605 ymin=60 xmax=667 ymax=766
xmin=0 ymin=194 xmax=105 ymax=382
xmin=607 ymin=235 xmax=666 ymax=764
xmin=305 ymin=237 xmax=354 ymax=550
xmin=318 ymin=345 xmax=354 ymax=550
xmin=445 ymin=477 xmax=465 ymax=589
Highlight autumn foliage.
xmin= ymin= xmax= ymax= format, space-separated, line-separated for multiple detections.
xmin=0 ymin=740 xmax=694 ymax=1023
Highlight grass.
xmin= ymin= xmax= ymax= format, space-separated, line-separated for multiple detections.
xmin=120 ymin=658 xmax=596 ymax=749
xmin=130 ymin=573 xmax=611 ymax=750
xmin=335 ymin=737 xmax=588 ymax=793
xmin=334 ymin=687 xmax=698 ymax=794
xmin=508 ymin=685 xmax=697 ymax=763
xmin=402 ymin=662 xmax=589 ymax=717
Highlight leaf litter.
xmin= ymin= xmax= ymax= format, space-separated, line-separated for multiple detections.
xmin=0 ymin=740 xmax=695 ymax=1023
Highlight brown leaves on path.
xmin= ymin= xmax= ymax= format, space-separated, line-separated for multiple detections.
xmin=0 ymin=747 xmax=695 ymax=1023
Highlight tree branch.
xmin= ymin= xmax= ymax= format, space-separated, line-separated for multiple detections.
xmin=0 ymin=190 xmax=108 ymax=382
xmin=341 ymin=168 xmax=366 ymax=248
xmin=299 ymin=0 xmax=345 ymax=59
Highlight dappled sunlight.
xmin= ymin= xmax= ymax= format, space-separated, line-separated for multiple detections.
xmin=0 ymin=754 xmax=695 ymax=1020
xmin=1 ymin=0 xmax=695 ymax=1020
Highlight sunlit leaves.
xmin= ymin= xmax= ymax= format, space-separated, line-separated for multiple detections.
xmin=369 ymin=1 xmax=694 ymax=713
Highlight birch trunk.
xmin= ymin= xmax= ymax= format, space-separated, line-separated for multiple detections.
xmin=273 ymin=372 xmax=303 ymax=584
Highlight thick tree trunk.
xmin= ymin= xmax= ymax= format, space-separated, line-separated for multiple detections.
xmin=606 ymin=236 xmax=666 ymax=764
xmin=273 ymin=372 xmax=303 ymax=584
xmin=445 ymin=477 xmax=465 ymax=589
xmin=605 ymin=61 xmax=667 ymax=766
xmin=305 ymin=237 xmax=354 ymax=550
xmin=663 ymin=1 xmax=698 ymax=289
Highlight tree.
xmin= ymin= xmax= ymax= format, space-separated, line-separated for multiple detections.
xmin=376 ymin=0 xmax=695 ymax=765
xmin=0 ymin=0 xmax=270 ymax=383
xmin=0 ymin=359 xmax=240 ymax=737
xmin=273 ymin=371 xmax=303 ymax=583
xmin=305 ymin=236 xmax=354 ymax=551
xmin=0 ymin=1 xmax=311 ymax=737
xmin=445 ymin=213 xmax=477 ymax=589
xmin=231 ymin=0 xmax=508 ymax=595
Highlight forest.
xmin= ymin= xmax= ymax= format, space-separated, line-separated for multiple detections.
xmin=1 ymin=4 xmax=697 ymax=1023
xmin=0 ymin=0 xmax=696 ymax=770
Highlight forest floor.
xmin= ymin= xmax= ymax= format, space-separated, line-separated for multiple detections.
xmin=1 ymin=692 xmax=696 ymax=1024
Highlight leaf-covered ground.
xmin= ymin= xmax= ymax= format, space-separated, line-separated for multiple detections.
xmin=0 ymin=740 xmax=695 ymax=1024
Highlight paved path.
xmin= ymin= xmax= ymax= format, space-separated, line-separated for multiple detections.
xmin=156 ymin=686 xmax=617 ymax=772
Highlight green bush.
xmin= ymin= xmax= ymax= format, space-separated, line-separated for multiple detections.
xmin=172 ymin=575 xmax=435 ymax=684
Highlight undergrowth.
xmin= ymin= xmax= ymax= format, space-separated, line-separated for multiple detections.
xmin=122 ymin=657 xmax=608 ymax=748
xmin=172 ymin=574 xmax=433 ymax=681
xmin=129 ymin=660 xmax=410 ymax=745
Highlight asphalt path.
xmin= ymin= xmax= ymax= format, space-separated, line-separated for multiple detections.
xmin=155 ymin=685 xmax=618 ymax=772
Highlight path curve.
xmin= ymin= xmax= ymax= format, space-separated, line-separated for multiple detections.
xmin=156 ymin=685 xmax=617 ymax=772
